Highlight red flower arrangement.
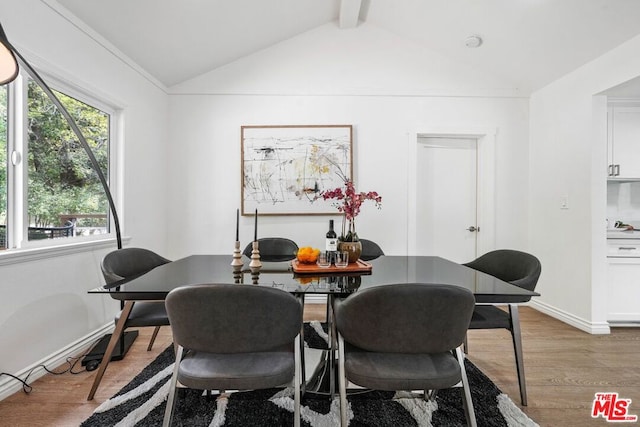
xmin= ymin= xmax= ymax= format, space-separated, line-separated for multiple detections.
xmin=320 ymin=178 xmax=382 ymax=242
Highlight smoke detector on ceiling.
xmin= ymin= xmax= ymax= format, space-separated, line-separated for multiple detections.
xmin=465 ymin=35 xmax=483 ymax=48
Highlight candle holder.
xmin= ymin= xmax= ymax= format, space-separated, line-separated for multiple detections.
xmin=251 ymin=269 xmax=260 ymax=285
xmin=232 ymin=265 xmax=243 ymax=284
xmin=231 ymin=240 xmax=243 ymax=268
xmin=249 ymin=240 xmax=262 ymax=272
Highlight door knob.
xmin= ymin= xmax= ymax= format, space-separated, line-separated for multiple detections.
xmin=467 ymin=226 xmax=479 ymax=232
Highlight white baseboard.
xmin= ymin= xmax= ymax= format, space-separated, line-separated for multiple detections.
xmin=529 ymin=300 xmax=611 ymax=334
xmin=607 ymin=320 xmax=640 ymax=327
xmin=0 ymin=323 xmax=114 ymax=401
xmin=609 ymin=315 xmax=640 ymax=328
xmin=607 ymin=312 xmax=640 ymax=324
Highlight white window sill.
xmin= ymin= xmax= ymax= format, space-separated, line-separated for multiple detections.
xmin=0 ymin=236 xmax=130 ymax=266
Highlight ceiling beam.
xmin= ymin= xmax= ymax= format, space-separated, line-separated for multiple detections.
xmin=339 ymin=0 xmax=362 ymax=29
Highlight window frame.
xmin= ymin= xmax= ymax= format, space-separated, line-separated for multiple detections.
xmin=1 ymin=66 xmax=121 ymax=253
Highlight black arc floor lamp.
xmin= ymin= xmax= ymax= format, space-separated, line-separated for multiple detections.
xmin=0 ymin=22 xmax=138 ymax=366
xmin=0 ymin=22 xmax=122 ymax=249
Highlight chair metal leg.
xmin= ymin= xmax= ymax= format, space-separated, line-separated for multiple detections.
xmin=509 ymin=304 xmax=528 ymax=406
xmin=328 ymin=295 xmax=336 ymax=397
xmin=299 ymin=323 xmax=307 ymax=396
xmin=456 ymin=346 xmax=477 ymax=427
xmin=325 ymin=296 xmax=331 ymax=323
xmin=87 ymin=300 xmax=134 ymax=400
xmin=298 ymin=295 xmax=306 ymax=395
xmin=338 ymin=333 xmax=348 ymax=427
xmin=463 ymin=333 xmax=469 ymax=354
xmin=294 ymin=335 xmax=301 ymax=427
xmin=162 ymin=345 xmax=183 ymax=427
xmin=147 ymin=326 xmax=161 ymax=351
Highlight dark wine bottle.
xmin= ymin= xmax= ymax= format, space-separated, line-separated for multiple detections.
xmin=326 ymin=220 xmax=338 ymax=253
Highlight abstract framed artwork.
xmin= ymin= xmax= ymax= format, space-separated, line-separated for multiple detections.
xmin=241 ymin=125 xmax=353 ymax=215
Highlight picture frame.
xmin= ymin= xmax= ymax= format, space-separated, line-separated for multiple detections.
xmin=241 ymin=125 xmax=353 ymax=216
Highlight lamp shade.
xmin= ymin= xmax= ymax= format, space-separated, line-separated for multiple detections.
xmin=0 ymin=23 xmax=19 ymax=85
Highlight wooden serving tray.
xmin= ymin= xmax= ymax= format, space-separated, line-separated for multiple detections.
xmin=291 ymin=259 xmax=372 ymax=274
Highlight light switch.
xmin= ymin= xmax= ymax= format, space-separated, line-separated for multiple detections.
xmin=560 ymin=195 xmax=569 ymax=210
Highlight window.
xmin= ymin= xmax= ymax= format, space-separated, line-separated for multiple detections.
xmin=1 ymin=85 xmax=7 ymax=250
xmin=1 ymin=71 xmax=116 ymax=251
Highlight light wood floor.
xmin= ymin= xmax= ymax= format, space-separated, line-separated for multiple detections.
xmin=0 ymin=306 xmax=638 ymax=426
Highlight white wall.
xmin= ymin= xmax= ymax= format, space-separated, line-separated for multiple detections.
xmin=166 ymin=23 xmax=530 ymax=262
xmin=529 ymin=34 xmax=640 ymax=333
xmin=0 ymin=0 xmax=170 ymax=390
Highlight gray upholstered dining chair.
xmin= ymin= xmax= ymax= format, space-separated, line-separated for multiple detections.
xmin=243 ymin=237 xmax=299 ymax=262
xmin=101 ymin=247 xmax=171 ymax=351
xmin=334 ymin=283 xmax=477 ymax=427
xmin=358 ymin=238 xmax=384 ymax=261
xmin=463 ymin=249 xmax=541 ymax=406
xmin=163 ymin=284 xmax=303 ymax=427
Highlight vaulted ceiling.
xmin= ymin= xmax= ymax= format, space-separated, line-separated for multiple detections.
xmin=53 ymin=0 xmax=640 ymax=92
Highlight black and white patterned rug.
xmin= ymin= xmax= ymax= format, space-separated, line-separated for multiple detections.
xmin=82 ymin=322 xmax=538 ymax=426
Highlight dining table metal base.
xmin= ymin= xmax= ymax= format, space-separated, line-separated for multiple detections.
xmin=302 ymin=348 xmax=371 ymax=398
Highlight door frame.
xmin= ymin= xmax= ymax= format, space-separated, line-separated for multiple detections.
xmin=406 ymin=126 xmax=496 ymax=258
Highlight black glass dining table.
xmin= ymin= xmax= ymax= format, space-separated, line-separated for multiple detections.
xmin=86 ymin=255 xmax=539 ymax=399
xmin=90 ymin=254 xmax=538 ymax=301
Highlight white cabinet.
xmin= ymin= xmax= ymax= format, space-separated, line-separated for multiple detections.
xmin=607 ymin=254 xmax=640 ymax=323
xmin=608 ymin=106 xmax=640 ymax=179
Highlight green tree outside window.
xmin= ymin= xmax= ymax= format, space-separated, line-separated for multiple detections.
xmin=26 ymin=80 xmax=109 ymax=236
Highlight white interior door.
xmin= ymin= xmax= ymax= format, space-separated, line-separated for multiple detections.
xmin=416 ymin=137 xmax=478 ymax=263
